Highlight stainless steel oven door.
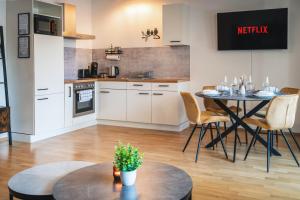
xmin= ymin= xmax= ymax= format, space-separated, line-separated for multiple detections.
xmin=73 ymin=89 xmax=95 ymax=117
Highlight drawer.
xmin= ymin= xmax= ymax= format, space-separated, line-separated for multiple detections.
xmin=127 ymin=82 xmax=151 ymax=90
xmin=151 ymin=83 xmax=178 ymax=91
xmin=97 ymin=81 xmax=126 ymax=90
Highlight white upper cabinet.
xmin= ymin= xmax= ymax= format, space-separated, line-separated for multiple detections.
xmin=163 ymin=4 xmax=190 ymax=46
xmin=34 ymin=34 xmax=64 ymax=95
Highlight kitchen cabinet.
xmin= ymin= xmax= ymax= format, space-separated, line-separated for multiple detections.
xmin=152 ymin=91 xmax=185 ymax=125
xmin=127 ymin=90 xmax=151 ymax=123
xmin=64 ymin=84 xmax=73 ymax=128
xmin=97 ymin=88 xmax=126 ymax=121
xmin=34 ymin=34 xmax=64 ymax=96
xmin=35 ymin=93 xmax=64 ymax=134
xmin=163 ymin=4 xmax=190 ymax=46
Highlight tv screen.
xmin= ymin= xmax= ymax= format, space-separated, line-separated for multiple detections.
xmin=217 ymin=8 xmax=288 ymax=50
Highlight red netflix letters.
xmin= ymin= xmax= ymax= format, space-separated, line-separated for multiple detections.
xmin=237 ymin=25 xmax=268 ymax=35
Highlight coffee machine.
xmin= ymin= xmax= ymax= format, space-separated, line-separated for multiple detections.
xmin=108 ymin=66 xmax=120 ymax=78
xmin=89 ymin=62 xmax=98 ymax=77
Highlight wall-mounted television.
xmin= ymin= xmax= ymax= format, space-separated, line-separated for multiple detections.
xmin=217 ymin=8 xmax=288 ymax=50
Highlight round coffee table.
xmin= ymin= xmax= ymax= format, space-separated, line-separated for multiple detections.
xmin=53 ymin=162 xmax=193 ymax=200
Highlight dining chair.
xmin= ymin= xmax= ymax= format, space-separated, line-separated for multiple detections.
xmin=180 ymin=92 xmax=230 ymax=162
xmin=202 ymin=85 xmax=243 ymax=145
xmin=254 ymin=87 xmax=300 ymax=150
xmin=244 ymin=94 xmax=300 ymax=172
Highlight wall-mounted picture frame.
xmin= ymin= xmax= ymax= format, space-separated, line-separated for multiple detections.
xmin=18 ymin=13 xmax=30 ymax=35
xmin=18 ymin=36 xmax=30 ymax=58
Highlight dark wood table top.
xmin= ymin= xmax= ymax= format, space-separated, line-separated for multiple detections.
xmin=53 ymin=162 xmax=193 ymax=200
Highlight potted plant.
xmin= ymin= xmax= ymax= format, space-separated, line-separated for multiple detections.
xmin=114 ymin=142 xmax=143 ymax=186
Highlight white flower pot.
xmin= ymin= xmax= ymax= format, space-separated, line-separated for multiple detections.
xmin=120 ymin=170 xmax=137 ymax=186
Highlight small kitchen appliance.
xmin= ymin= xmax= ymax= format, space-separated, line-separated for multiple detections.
xmin=90 ymin=62 xmax=98 ymax=77
xmin=108 ymin=66 xmax=120 ymax=78
xmin=78 ymin=69 xmax=90 ymax=79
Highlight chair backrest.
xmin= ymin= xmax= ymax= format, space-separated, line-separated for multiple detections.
xmin=280 ymin=87 xmax=300 ymax=95
xmin=266 ymin=94 xmax=299 ymax=129
xmin=202 ymin=86 xmax=227 ymax=111
xmin=180 ymin=92 xmax=201 ymax=124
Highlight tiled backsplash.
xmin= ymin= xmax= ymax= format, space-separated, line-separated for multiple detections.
xmin=64 ymin=48 xmax=92 ymax=79
xmin=64 ymin=46 xmax=190 ymax=79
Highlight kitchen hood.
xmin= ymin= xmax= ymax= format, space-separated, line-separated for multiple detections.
xmin=63 ymin=3 xmax=95 ymax=40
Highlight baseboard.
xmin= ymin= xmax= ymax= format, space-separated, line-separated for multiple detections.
xmin=98 ymin=120 xmax=189 ymax=132
xmin=12 ymin=120 xmax=98 ymax=143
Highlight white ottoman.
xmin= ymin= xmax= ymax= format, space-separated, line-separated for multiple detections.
xmin=8 ymin=161 xmax=94 ymax=200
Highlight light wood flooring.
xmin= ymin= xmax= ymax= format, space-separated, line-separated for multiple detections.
xmin=1 ymin=125 xmax=300 ymax=200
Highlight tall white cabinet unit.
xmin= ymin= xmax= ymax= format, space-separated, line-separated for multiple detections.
xmin=163 ymin=4 xmax=190 ymax=46
xmin=6 ymin=0 xmax=64 ymax=141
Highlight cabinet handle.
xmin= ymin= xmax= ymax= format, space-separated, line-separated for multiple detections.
xmin=158 ymin=85 xmax=169 ymax=87
xmin=170 ymin=40 xmax=181 ymax=43
xmin=37 ymin=88 xmax=49 ymax=91
xmin=133 ymin=84 xmax=143 ymax=87
xmin=100 ymin=91 xmax=110 ymax=93
xmin=153 ymin=93 xmax=163 ymax=96
xmin=69 ymin=86 xmax=72 ymax=97
xmin=138 ymin=92 xmax=149 ymax=95
xmin=37 ymin=98 xmax=49 ymax=101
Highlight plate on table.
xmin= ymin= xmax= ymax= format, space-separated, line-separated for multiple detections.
xmin=254 ymin=91 xmax=275 ymax=97
xmin=202 ymin=89 xmax=220 ymax=96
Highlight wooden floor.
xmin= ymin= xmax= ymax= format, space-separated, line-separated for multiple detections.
xmin=1 ymin=125 xmax=300 ymax=200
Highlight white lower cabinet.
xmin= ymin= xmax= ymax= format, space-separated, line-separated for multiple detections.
xmin=127 ymin=90 xmax=151 ymax=123
xmin=35 ymin=93 xmax=64 ymax=134
xmin=97 ymin=89 xmax=126 ymax=121
xmin=152 ymin=91 xmax=185 ymax=125
xmin=64 ymin=84 xmax=73 ymax=128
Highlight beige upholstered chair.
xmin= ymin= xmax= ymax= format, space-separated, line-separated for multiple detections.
xmin=202 ymin=86 xmax=245 ymax=145
xmin=180 ymin=92 xmax=230 ymax=162
xmin=244 ymin=94 xmax=300 ymax=172
xmin=254 ymin=87 xmax=300 ymax=149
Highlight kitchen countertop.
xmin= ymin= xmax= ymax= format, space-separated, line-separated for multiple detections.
xmin=64 ymin=77 xmax=190 ymax=84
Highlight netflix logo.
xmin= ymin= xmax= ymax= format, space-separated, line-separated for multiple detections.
xmin=237 ymin=25 xmax=269 ymax=35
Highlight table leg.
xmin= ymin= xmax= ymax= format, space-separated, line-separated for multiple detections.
xmin=206 ymin=100 xmax=281 ymax=156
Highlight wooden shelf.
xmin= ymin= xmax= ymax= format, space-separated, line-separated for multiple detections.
xmin=63 ymin=33 xmax=95 ymax=40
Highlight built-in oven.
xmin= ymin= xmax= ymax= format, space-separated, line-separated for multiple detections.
xmin=73 ymin=82 xmax=95 ymax=117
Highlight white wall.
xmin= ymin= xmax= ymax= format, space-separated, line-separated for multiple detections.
xmin=91 ymin=0 xmax=300 ymax=131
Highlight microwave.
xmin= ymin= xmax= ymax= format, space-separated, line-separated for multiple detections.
xmin=34 ymin=14 xmax=58 ymax=36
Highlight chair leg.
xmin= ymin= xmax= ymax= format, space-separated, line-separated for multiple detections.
xmin=280 ymin=130 xmax=300 ymax=167
xmin=275 ymin=130 xmax=279 ymax=147
xmin=195 ymin=126 xmax=206 ymax=163
xmin=200 ymin=124 xmax=209 ymax=141
xmin=267 ymin=130 xmax=271 ymax=172
xmin=182 ymin=124 xmax=197 ymax=152
xmin=215 ymin=122 xmax=228 ymax=159
xmin=243 ymin=100 xmax=248 ymax=144
xmin=244 ymin=127 xmax=260 ymax=161
xmin=233 ymin=125 xmax=238 ymax=162
xmin=9 ymin=192 xmax=13 ymax=200
xmin=288 ymin=128 xmax=300 ymax=151
xmin=209 ymin=124 xmax=215 ymax=150
xmin=270 ymin=131 xmax=274 ymax=157
xmin=253 ymin=128 xmax=262 ymax=147
xmin=224 ymin=122 xmax=227 ymax=143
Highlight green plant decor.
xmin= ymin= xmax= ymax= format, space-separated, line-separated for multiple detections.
xmin=114 ymin=142 xmax=144 ymax=172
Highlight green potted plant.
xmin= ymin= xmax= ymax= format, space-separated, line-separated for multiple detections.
xmin=114 ymin=142 xmax=143 ymax=186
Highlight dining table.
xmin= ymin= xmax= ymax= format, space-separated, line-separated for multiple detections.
xmin=195 ymin=91 xmax=282 ymax=162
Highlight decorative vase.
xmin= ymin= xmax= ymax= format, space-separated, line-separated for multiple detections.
xmin=120 ymin=170 xmax=137 ymax=186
